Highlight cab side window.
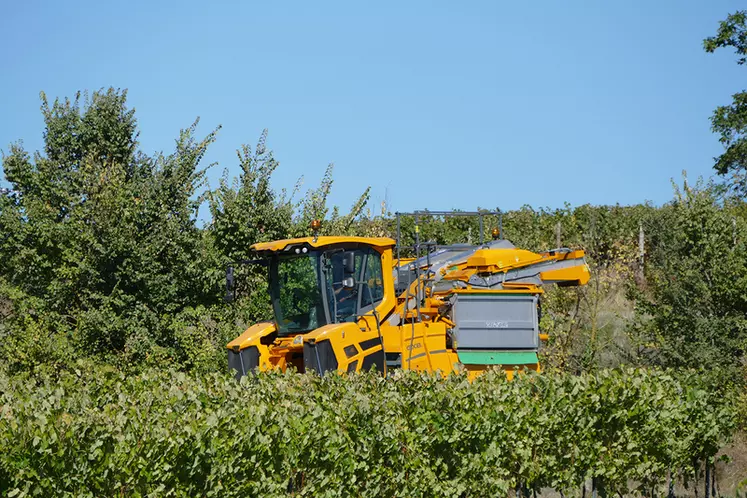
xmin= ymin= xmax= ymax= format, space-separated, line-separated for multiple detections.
xmin=360 ymin=249 xmax=384 ymax=308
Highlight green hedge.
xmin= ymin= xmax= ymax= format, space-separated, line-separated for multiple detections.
xmin=0 ymin=367 xmax=738 ymax=497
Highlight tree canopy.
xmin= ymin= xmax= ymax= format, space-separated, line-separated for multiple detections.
xmin=0 ymin=88 xmax=372 ymax=373
xmin=704 ymin=10 xmax=747 ymax=195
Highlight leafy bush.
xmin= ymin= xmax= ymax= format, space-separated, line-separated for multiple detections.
xmin=0 ymin=368 xmax=737 ymax=497
xmin=630 ymin=178 xmax=747 ymax=370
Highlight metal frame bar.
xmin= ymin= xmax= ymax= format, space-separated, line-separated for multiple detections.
xmin=393 ymin=210 xmax=503 ymax=324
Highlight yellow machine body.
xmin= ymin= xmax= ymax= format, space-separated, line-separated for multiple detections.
xmin=226 ymin=233 xmax=589 ymax=380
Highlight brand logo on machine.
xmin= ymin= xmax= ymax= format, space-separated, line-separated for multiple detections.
xmin=485 ymin=321 xmax=509 ymax=329
xmin=407 ymin=342 xmax=422 ymax=351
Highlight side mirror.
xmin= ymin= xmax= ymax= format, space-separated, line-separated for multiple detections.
xmin=225 ymin=266 xmax=235 ymax=303
xmin=342 ymin=276 xmax=356 ymax=290
xmin=343 ymin=252 xmax=355 ymax=274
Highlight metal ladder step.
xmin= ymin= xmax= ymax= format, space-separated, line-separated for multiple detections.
xmin=385 ymin=352 xmax=402 ymax=368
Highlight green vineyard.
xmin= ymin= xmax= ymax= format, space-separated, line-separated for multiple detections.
xmin=0 ymin=367 xmax=738 ymax=497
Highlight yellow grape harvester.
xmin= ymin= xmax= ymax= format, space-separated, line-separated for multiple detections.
xmin=226 ymin=211 xmax=589 ymax=380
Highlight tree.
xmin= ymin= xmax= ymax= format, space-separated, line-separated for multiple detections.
xmin=704 ymin=11 xmax=747 ymax=195
xmin=207 ymin=129 xmax=295 ymax=262
xmin=630 ymin=177 xmax=747 ymax=369
xmin=0 ymin=88 xmax=376 ymax=373
xmin=0 ymin=89 xmax=218 ymax=368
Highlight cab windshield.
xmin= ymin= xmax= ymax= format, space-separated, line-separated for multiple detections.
xmin=269 ymin=247 xmax=385 ymax=335
xmin=271 ymin=253 xmax=327 ymax=335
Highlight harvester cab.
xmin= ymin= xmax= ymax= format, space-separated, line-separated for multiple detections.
xmin=226 ymin=212 xmax=590 ymax=379
xmin=226 ymin=235 xmax=396 ymax=378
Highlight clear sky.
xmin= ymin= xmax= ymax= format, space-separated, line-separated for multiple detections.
xmin=1 ymin=0 xmax=744 ymax=216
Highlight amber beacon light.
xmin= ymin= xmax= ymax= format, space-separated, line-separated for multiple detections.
xmin=311 ymin=219 xmax=322 ymax=242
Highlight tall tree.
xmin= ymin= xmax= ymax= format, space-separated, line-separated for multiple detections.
xmin=0 ymin=89 xmax=375 ymax=373
xmin=704 ymin=11 xmax=747 ymax=195
xmin=0 ymin=89 xmax=218 ymax=366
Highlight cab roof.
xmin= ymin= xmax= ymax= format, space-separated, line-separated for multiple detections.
xmin=251 ymin=236 xmax=396 ymax=253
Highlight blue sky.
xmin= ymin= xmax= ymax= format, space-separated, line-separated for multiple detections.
xmin=1 ymin=0 xmax=744 ymax=216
